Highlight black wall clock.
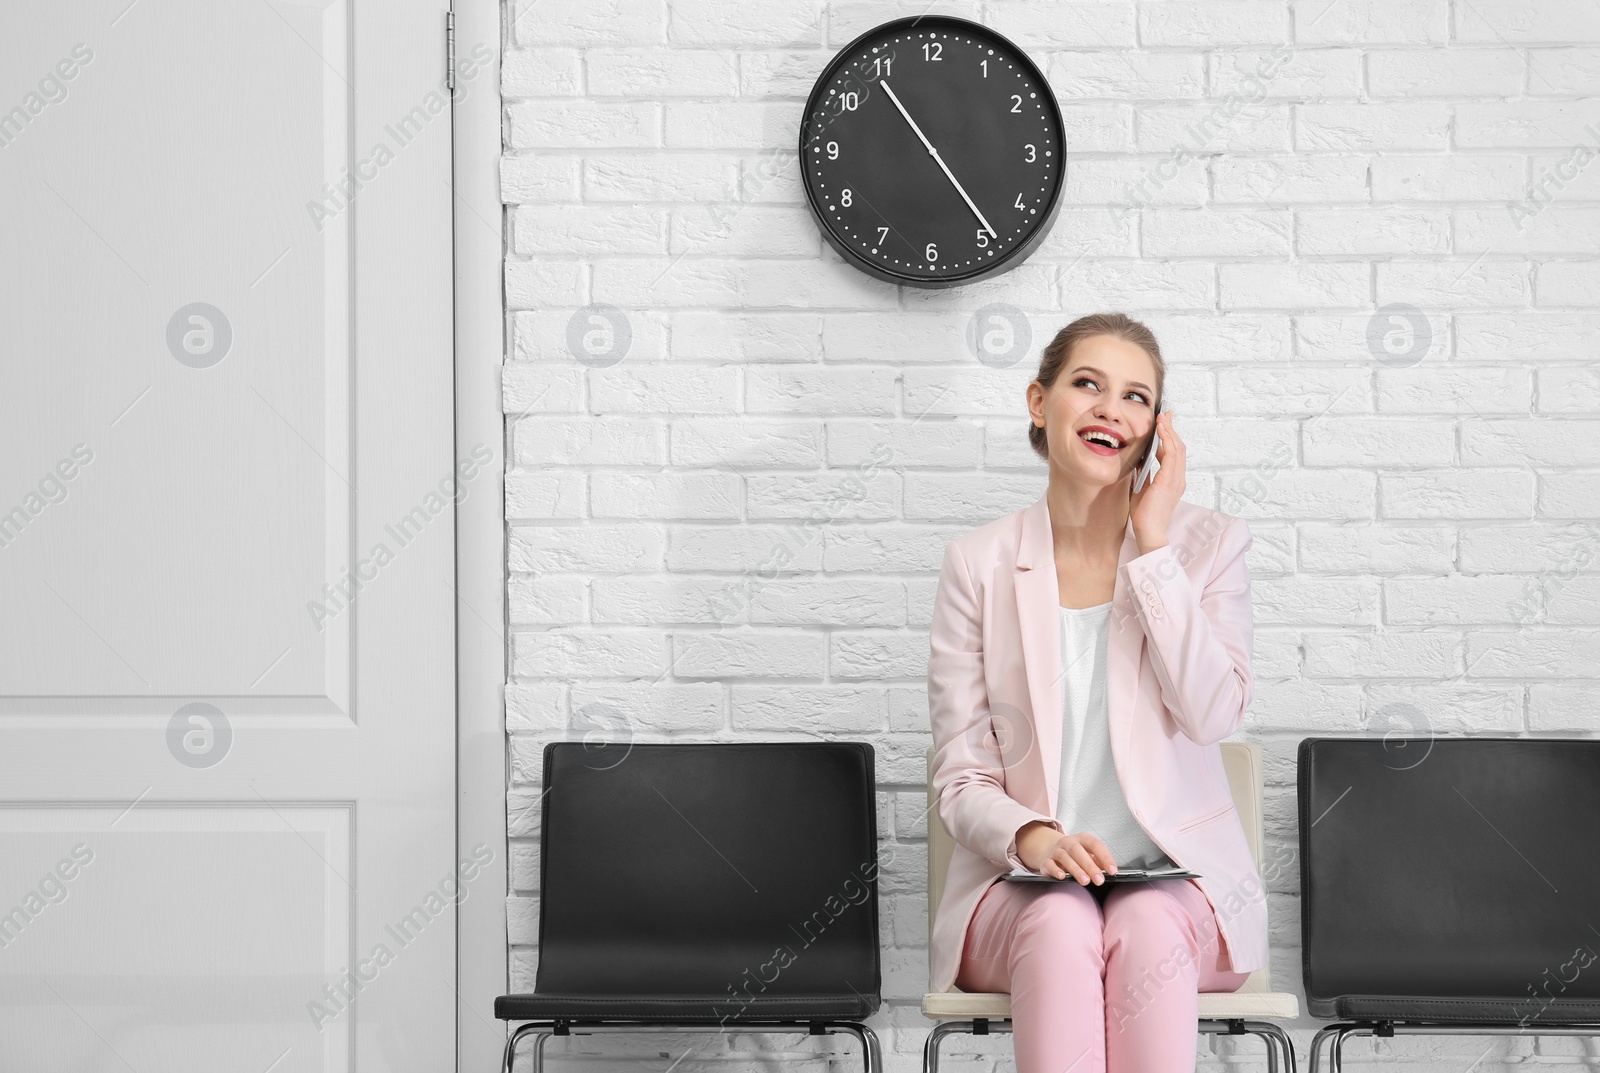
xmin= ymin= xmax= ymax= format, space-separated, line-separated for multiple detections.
xmin=799 ymin=15 xmax=1066 ymax=289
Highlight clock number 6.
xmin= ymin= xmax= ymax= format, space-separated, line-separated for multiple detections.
xmin=925 ymin=243 xmax=938 ymax=262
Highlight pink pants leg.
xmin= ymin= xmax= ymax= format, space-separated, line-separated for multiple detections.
xmin=955 ymin=877 xmax=1250 ymax=1073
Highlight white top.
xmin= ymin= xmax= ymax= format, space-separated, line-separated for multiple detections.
xmin=1054 ymin=602 xmax=1173 ymax=869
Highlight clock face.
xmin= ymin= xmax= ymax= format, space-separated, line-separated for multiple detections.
xmin=799 ymin=16 xmax=1066 ymax=288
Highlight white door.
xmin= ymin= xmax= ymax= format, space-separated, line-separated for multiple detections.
xmin=0 ymin=1 xmax=458 ymax=1070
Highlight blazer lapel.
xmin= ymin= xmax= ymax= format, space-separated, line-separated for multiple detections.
xmin=1015 ymin=491 xmax=1144 ymax=819
xmin=1013 ymin=494 xmax=1061 ymax=814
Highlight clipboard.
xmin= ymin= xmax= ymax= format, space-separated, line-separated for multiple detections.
xmin=1004 ymin=865 xmax=1201 ymax=884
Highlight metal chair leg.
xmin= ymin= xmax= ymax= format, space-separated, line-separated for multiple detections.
xmin=500 ymin=1021 xmax=878 ymax=1072
xmin=1204 ymin=1019 xmax=1296 ymax=1073
xmin=922 ymin=1020 xmax=1014 ymax=1073
xmin=501 ymin=1023 xmax=544 ymax=1073
xmin=1329 ymin=1023 xmax=1357 ymax=1073
xmin=922 ymin=1021 xmax=967 ymax=1073
xmin=828 ymin=1021 xmax=883 ymax=1073
xmin=1250 ymin=1019 xmax=1296 ymax=1073
xmin=922 ymin=1021 xmax=942 ymax=1073
xmin=927 ymin=1017 xmax=1295 ymax=1073
xmin=1309 ymin=1022 xmax=1352 ymax=1073
xmin=530 ymin=1030 xmax=553 ymax=1073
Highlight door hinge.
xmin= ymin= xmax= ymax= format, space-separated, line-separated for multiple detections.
xmin=445 ymin=9 xmax=456 ymax=91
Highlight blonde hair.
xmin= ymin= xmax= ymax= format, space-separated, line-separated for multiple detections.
xmin=1028 ymin=312 xmax=1166 ymax=461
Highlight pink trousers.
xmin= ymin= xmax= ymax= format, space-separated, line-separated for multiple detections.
xmin=955 ymin=876 xmax=1250 ymax=1073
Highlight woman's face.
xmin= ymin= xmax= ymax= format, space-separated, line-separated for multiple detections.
xmin=1030 ymin=334 xmax=1160 ymax=491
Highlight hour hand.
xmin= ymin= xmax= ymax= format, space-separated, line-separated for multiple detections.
xmin=878 ymin=79 xmax=997 ymax=238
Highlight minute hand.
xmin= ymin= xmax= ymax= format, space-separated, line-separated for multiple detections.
xmin=879 ymin=79 xmax=998 ymax=239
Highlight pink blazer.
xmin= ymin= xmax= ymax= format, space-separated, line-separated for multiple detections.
xmin=927 ymin=491 xmax=1269 ymax=993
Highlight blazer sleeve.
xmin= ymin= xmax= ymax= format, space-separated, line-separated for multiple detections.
xmin=928 ymin=538 xmax=1063 ymax=871
xmin=1120 ymin=515 xmax=1254 ymax=748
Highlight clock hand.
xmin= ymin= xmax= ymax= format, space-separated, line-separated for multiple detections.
xmin=878 ymin=79 xmax=998 ymax=239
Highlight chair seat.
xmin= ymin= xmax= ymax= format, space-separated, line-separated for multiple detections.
xmin=920 ymin=989 xmax=1299 ymax=1021
xmin=496 ymin=992 xmax=878 ymax=1023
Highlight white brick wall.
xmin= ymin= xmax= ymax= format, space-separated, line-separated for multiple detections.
xmin=499 ymin=2 xmax=1600 ymax=1068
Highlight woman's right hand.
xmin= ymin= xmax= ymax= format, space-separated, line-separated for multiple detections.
xmin=1016 ymin=821 xmax=1118 ymax=885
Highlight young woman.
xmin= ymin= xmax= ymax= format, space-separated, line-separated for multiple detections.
xmin=926 ymin=312 xmax=1269 ymax=1073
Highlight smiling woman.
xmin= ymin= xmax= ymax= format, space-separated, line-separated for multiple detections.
xmin=1026 ymin=312 xmax=1166 ymax=472
xmin=927 ymin=310 xmax=1268 ymax=1073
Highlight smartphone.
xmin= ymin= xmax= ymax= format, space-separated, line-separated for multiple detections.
xmin=1132 ymin=403 xmax=1163 ymax=494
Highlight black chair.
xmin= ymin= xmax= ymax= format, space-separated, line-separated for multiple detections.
xmin=1300 ymin=736 xmax=1600 ymax=1072
xmin=496 ymin=740 xmax=884 ymax=1072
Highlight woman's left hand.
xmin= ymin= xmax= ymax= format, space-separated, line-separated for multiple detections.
xmin=1129 ymin=410 xmax=1185 ymax=555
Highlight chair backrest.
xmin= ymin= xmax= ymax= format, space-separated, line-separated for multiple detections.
xmin=926 ymin=742 xmax=1275 ymax=995
xmin=537 ymin=741 xmax=882 ymax=1009
xmin=1299 ymin=736 xmax=1600 ymax=1023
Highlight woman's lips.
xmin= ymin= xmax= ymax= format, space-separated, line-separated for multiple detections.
xmin=1077 ymin=429 xmax=1125 ymax=457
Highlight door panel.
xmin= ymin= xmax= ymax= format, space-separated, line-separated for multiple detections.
xmin=0 ymin=0 xmax=350 ymax=714
xmin=0 ymin=1 xmax=456 ymax=1069
xmin=0 ymin=808 xmax=354 ymax=1069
